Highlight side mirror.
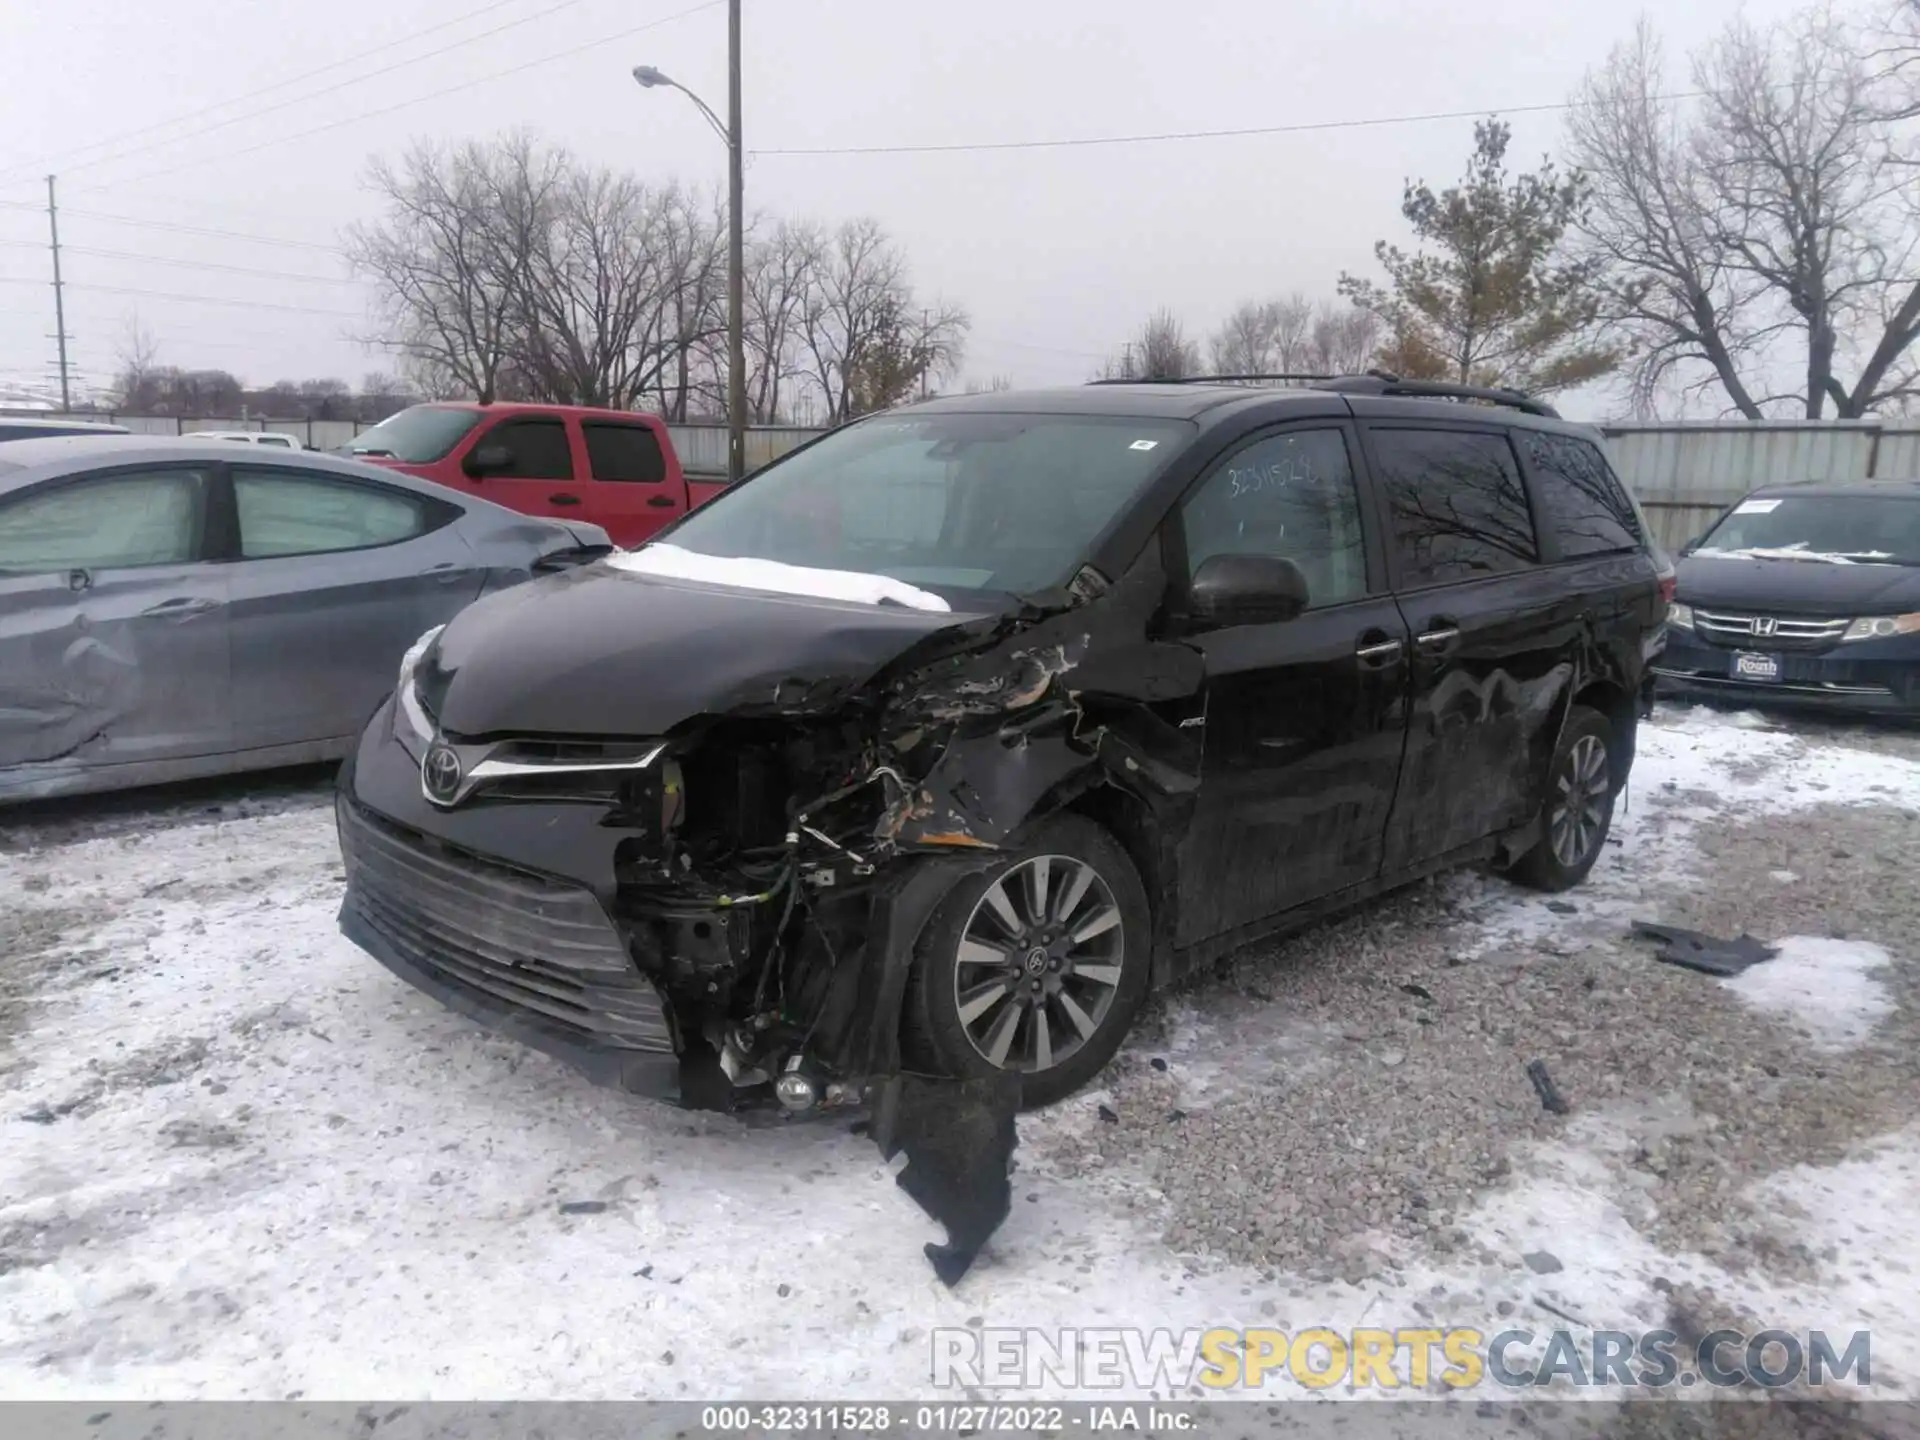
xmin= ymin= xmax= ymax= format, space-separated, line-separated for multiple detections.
xmin=464 ymin=442 xmax=513 ymax=478
xmin=1188 ymin=553 xmax=1310 ymax=629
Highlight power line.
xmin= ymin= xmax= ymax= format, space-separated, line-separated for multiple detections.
xmin=751 ymin=91 xmax=1714 ymax=157
xmin=0 ymin=0 xmax=535 ymax=185
xmin=0 ymin=198 xmax=342 ymax=253
xmin=15 ymin=242 xmax=358 ymax=287
xmin=70 ymin=0 xmax=726 ymax=195
xmin=15 ymin=0 xmax=607 ymax=187
xmin=0 ymin=277 xmax=360 ymax=319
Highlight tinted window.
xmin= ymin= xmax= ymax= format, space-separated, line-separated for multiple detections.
xmin=1372 ymin=429 xmax=1538 ymax=585
xmin=234 ymin=469 xmax=437 ymax=558
xmin=0 ymin=468 xmax=207 ymax=575
xmin=664 ymin=414 xmax=1190 ymax=596
xmin=1523 ymin=432 xmax=1641 ymax=558
xmin=1182 ymin=428 xmax=1367 ymax=608
xmin=584 ymin=422 xmax=668 ymax=483
xmin=346 ymin=405 xmax=483 ymax=463
xmin=483 ymin=419 xmax=573 ymax=479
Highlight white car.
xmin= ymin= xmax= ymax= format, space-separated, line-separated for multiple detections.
xmin=188 ymin=430 xmax=303 ymax=449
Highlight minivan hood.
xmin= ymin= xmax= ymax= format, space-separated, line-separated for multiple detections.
xmin=419 ymin=562 xmax=996 ymax=739
xmin=1676 ymin=553 xmax=1920 ymax=616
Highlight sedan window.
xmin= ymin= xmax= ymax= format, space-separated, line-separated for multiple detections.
xmin=0 ymin=468 xmax=208 ymax=575
xmin=234 ymin=469 xmax=442 ymax=558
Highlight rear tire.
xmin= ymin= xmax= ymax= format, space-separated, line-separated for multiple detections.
xmin=902 ymin=815 xmax=1151 ymax=1110
xmin=1509 ymin=705 xmax=1616 ymax=893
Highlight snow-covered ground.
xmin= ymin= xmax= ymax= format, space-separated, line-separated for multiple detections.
xmin=2 ymin=704 xmax=1917 ymax=1402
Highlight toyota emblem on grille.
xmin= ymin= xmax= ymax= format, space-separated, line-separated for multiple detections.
xmin=422 ymin=742 xmax=463 ymax=805
xmin=1753 ymin=616 xmax=1777 ymax=637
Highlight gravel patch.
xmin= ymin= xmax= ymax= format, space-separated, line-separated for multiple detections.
xmin=1027 ymin=788 xmax=1920 ymax=1291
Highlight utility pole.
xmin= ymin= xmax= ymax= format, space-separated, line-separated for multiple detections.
xmin=47 ymin=174 xmax=71 ymax=413
xmin=920 ymin=308 xmax=930 ymax=401
xmin=726 ymin=0 xmax=746 ymax=485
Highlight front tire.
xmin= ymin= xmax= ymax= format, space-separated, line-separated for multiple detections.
xmin=1509 ymin=705 xmax=1616 ymax=893
xmin=902 ymin=815 xmax=1151 ymax=1109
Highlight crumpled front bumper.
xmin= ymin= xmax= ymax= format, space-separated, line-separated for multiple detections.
xmin=334 ymin=720 xmax=682 ymax=1100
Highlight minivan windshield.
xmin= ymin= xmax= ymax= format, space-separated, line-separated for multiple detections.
xmin=656 ymin=412 xmax=1192 ymax=597
xmin=1694 ymin=493 xmax=1920 ymax=566
xmin=345 ymin=405 xmax=484 ymax=463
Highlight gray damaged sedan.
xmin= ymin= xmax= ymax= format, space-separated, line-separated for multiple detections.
xmin=0 ymin=435 xmax=609 ymax=803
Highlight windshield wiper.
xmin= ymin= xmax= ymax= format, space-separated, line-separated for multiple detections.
xmin=350 ymin=446 xmax=397 ymax=458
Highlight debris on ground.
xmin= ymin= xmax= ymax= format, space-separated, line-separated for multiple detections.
xmin=1631 ymin=920 xmax=1780 ymax=977
xmin=1526 ymin=1059 xmax=1571 ymax=1116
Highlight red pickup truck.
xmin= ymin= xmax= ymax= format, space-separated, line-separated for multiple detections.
xmin=343 ymin=402 xmax=729 ymax=547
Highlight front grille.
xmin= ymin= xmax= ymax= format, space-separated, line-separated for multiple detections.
xmin=1693 ymin=609 xmax=1848 ymax=652
xmin=339 ymin=800 xmax=674 ymax=1054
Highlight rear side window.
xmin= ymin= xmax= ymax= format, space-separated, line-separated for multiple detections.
xmin=1522 ymin=432 xmax=1642 ymax=558
xmin=0 ymin=468 xmax=208 ymax=574
xmin=234 ymin=469 xmax=442 ymax=558
xmin=1370 ymin=428 xmax=1538 ymax=585
xmin=482 ymin=419 xmax=574 ymax=479
xmin=584 ymin=422 xmax=668 ymax=483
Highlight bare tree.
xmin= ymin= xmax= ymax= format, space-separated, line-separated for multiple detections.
xmin=797 ymin=219 xmax=968 ymax=421
xmin=347 ymin=134 xmax=561 ymax=405
xmin=743 ymin=220 xmax=823 ymax=422
xmin=1307 ymin=303 xmax=1385 ymax=374
xmin=1208 ymin=295 xmax=1314 ymax=374
xmin=1570 ymin=6 xmax=1920 ymax=417
xmin=964 ymin=374 xmax=1014 ymax=394
xmin=1099 ymin=309 xmax=1200 ymax=380
xmin=111 ymin=316 xmax=162 ymax=410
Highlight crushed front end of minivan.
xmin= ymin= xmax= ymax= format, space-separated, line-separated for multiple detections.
xmin=334 ymin=409 xmax=1209 ymax=1283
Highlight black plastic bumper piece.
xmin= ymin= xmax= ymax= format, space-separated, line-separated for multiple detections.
xmin=869 ymin=1072 xmax=1022 ymax=1286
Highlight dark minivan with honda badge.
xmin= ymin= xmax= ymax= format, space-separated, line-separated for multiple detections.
xmin=1656 ymin=479 xmax=1920 ymax=715
xmin=334 ymin=373 xmax=1668 ymax=1280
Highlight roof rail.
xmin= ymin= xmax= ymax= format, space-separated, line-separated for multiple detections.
xmin=1318 ymin=370 xmax=1562 ymax=419
xmin=1084 ymin=367 xmax=1561 ymax=417
xmin=1086 ymin=372 xmax=1338 ymax=387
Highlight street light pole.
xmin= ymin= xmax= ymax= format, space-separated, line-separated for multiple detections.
xmin=726 ymin=0 xmax=745 ymax=488
xmin=633 ymin=0 xmax=746 ymax=486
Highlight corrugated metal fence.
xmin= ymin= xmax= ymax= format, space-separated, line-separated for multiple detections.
xmin=9 ymin=409 xmax=1919 ymax=551
xmin=1599 ymin=422 xmax=1920 ymax=549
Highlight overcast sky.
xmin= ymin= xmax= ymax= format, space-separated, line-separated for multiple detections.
xmin=0 ymin=0 xmax=1810 ymax=419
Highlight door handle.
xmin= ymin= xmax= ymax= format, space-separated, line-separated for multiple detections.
xmin=1355 ymin=634 xmax=1405 ymax=668
xmin=549 ymin=493 xmax=582 ymax=506
xmin=142 ymin=596 xmax=217 ymax=617
xmin=646 ymin=495 xmax=677 ymax=509
xmin=1415 ymin=624 xmax=1462 ymax=655
xmin=426 ymin=563 xmax=468 ymax=586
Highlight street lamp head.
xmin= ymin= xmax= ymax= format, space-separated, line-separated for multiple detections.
xmin=631 ymin=64 xmax=673 ymax=88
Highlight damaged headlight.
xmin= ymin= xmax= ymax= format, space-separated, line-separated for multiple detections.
xmin=1667 ymin=603 xmax=1694 ymax=630
xmin=391 ymin=624 xmax=444 ymax=756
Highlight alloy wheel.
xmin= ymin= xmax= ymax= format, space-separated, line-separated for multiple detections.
xmin=1548 ymin=733 xmax=1611 ymax=868
xmin=953 ymin=854 xmax=1125 ymax=1074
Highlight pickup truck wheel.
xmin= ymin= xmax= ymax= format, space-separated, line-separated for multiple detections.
xmin=902 ymin=816 xmax=1151 ymax=1110
xmin=1510 ymin=705 xmax=1616 ymax=893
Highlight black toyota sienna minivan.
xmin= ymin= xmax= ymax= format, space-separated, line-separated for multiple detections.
xmin=336 ymin=375 xmax=1669 ymax=1121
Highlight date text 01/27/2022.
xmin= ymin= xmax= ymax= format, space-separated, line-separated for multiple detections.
xmin=698 ymin=1405 xmax=1195 ymax=1432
